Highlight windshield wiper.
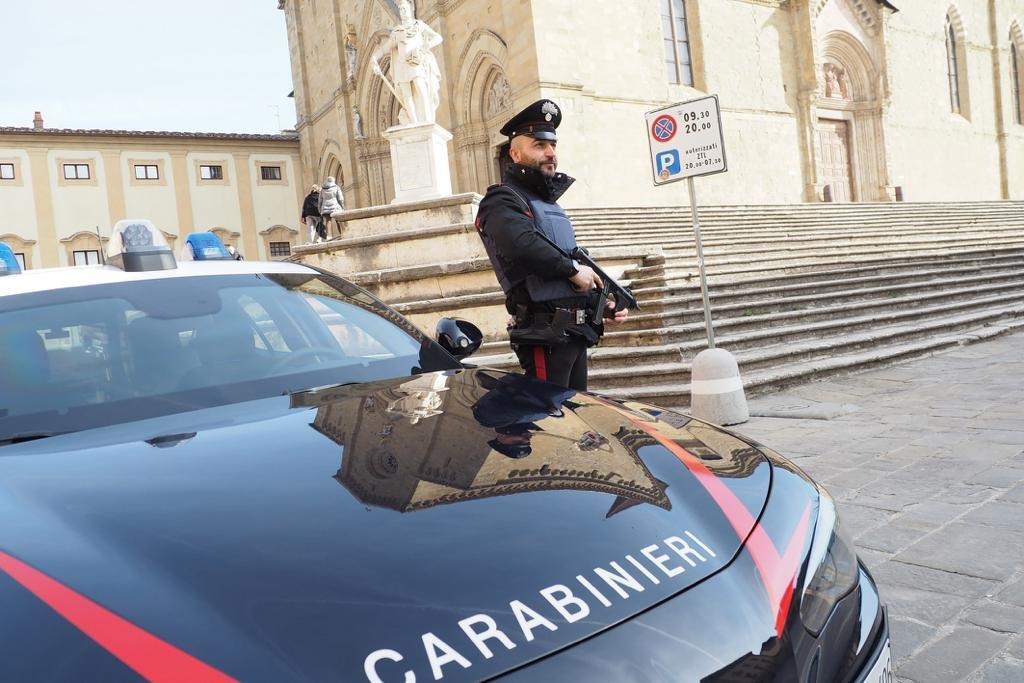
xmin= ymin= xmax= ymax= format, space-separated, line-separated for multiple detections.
xmin=0 ymin=431 xmax=70 ymax=447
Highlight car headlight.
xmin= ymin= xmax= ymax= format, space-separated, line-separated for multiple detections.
xmin=800 ymin=486 xmax=860 ymax=636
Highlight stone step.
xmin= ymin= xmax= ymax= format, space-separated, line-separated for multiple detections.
xmin=593 ymin=316 xmax=1024 ymax=409
xmin=573 ymin=212 xmax=1024 ymax=228
xmin=622 ymin=267 xmax=1024 ymax=330
xmin=574 ymin=225 xmax=1024 ymax=249
xmin=473 ymin=304 xmax=1024 ymax=400
xmin=471 ymin=286 xmax=1024 ymax=364
xmin=589 ymin=302 xmax=1024 ymax=390
xmin=602 ymin=288 xmax=1024 ymax=348
xmin=630 ymin=252 xmax=1024 ymax=302
xmin=652 ymin=242 xmax=1024 ymax=285
xmin=569 ymin=201 xmax=1024 ymax=219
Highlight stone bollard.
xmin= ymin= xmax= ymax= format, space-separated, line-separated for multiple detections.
xmin=689 ymin=348 xmax=748 ymax=425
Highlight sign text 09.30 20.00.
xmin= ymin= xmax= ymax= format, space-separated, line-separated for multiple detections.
xmin=644 ymin=95 xmax=727 ymax=186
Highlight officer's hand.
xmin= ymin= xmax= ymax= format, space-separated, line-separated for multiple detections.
xmin=605 ymin=299 xmax=629 ymax=326
xmin=569 ymin=265 xmax=602 ymax=292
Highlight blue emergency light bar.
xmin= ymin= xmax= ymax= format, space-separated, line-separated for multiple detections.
xmin=182 ymin=232 xmax=232 ymax=261
xmin=0 ymin=242 xmax=22 ymax=276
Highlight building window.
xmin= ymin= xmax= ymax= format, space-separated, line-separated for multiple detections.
xmin=200 ymin=164 xmax=224 ymax=180
xmin=14 ymin=253 xmax=26 ymax=270
xmin=946 ymin=14 xmax=967 ymax=116
xmin=260 ymin=165 xmax=283 ymax=181
xmin=661 ymin=0 xmax=693 ymax=86
xmin=73 ymin=249 xmax=100 ymax=266
xmin=1012 ymin=39 xmax=1022 ymax=126
xmin=0 ymin=163 xmax=14 ymax=180
xmin=63 ymin=163 xmax=91 ymax=180
xmin=269 ymin=241 xmax=291 ymax=257
xmin=133 ymin=164 xmax=159 ymax=180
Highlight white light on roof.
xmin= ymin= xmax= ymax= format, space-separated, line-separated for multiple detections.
xmin=106 ymin=219 xmax=177 ymax=272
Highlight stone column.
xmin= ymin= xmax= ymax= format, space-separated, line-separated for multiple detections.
xmin=26 ymin=148 xmax=59 ymax=267
xmin=233 ymin=154 xmax=261 ymax=259
xmin=169 ymin=151 xmax=195 ymax=234
xmin=99 ymin=150 xmax=126 ymax=225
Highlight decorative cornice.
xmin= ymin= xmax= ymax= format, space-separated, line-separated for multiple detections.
xmin=0 ymin=127 xmax=299 ymax=143
xmin=736 ymin=0 xmax=789 ymax=7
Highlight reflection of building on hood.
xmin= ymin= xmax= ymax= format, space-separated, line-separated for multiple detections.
xmin=300 ymin=369 xmax=672 ymax=515
xmin=472 ymin=372 xmax=575 ymax=430
xmin=385 ymin=374 xmax=449 ymax=424
xmin=472 ymin=373 xmax=576 ymax=459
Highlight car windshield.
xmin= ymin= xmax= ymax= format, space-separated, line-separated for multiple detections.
xmin=0 ymin=271 xmax=460 ymax=441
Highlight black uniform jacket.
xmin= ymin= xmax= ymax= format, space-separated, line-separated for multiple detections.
xmin=477 ymin=164 xmax=601 ymax=342
xmin=477 ymin=164 xmax=579 ymax=300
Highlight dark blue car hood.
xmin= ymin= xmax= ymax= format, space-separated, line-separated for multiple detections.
xmin=0 ymin=368 xmax=773 ymax=682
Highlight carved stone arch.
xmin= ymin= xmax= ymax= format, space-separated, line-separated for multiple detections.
xmin=813 ymin=0 xmax=883 ymax=36
xmin=819 ymin=30 xmax=878 ymax=102
xmin=946 ymin=4 xmax=966 ymax=41
xmin=316 ymin=138 xmax=344 ymax=184
xmin=454 ymin=29 xmax=509 ymax=128
xmin=1011 ymin=19 xmax=1024 ymax=48
xmin=354 ymin=30 xmax=401 ymax=205
xmin=479 ymin=66 xmax=513 ymax=125
xmin=452 ymin=29 xmax=510 ymax=191
xmin=0 ymin=233 xmax=36 ymax=269
xmin=814 ymin=29 xmax=891 ymax=202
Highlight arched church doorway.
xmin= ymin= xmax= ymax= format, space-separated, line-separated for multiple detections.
xmin=814 ymin=31 xmax=889 ymax=202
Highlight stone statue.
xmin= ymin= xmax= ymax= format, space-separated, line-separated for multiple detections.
xmin=345 ymin=33 xmax=358 ymax=88
xmin=369 ymin=0 xmax=443 ymax=126
xmin=353 ymin=105 xmax=365 ymax=139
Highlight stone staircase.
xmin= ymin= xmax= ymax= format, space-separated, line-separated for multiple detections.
xmin=472 ymin=201 xmax=1024 ymax=408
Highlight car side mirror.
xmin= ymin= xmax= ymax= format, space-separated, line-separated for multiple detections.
xmin=435 ymin=318 xmax=483 ymax=360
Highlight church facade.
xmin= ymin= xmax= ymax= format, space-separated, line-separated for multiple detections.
xmin=279 ymin=0 xmax=1024 ymax=209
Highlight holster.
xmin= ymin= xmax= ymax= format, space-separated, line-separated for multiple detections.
xmin=508 ymin=305 xmax=572 ymax=347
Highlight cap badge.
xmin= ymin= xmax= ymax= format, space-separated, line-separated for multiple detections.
xmin=542 ymin=101 xmax=559 ymax=122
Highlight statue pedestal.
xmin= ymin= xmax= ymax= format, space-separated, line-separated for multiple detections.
xmin=383 ymin=123 xmax=453 ymax=204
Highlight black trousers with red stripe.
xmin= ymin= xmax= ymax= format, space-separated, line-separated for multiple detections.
xmin=514 ymin=338 xmax=589 ymax=390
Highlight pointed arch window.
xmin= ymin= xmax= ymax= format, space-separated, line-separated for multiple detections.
xmin=1012 ymin=38 xmax=1022 ymax=125
xmin=946 ymin=15 xmax=962 ymax=114
xmin=661 ymin=0 xmax=694 ymax=86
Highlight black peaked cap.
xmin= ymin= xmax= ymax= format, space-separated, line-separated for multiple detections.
xmin=500 ymin=99 xmax=562 ymax=141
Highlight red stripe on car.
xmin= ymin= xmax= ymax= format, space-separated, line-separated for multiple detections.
xmin=0 ymin=549 xmax=236 ymax=683
xmin=599 ymin=401 xmax=813 ymax=636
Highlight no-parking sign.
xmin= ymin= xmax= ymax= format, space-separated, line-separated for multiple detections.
xmin=645 ymin=95 xmax=727 ymax=186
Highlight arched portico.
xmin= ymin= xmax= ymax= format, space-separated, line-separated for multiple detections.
xmin=813 ymin=29 xmax=891 ymax=201
xmin=452 ymin=29 xmax=512 ymax=192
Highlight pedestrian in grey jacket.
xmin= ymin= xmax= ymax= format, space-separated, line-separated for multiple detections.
xmin=318 ymin=177 xmax=344 ymax=239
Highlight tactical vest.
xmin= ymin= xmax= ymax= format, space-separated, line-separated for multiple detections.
xmin=478 ymin=184 xmax=586 ymax=305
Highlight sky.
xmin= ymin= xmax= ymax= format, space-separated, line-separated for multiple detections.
xmin=0 ymin=1 xmax=298 ymax=134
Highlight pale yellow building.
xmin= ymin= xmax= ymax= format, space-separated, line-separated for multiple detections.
xmin=0 ymin=116 xmax=303 ymax=269
xmin=280 ymin=0 xmax=1024 ymax=208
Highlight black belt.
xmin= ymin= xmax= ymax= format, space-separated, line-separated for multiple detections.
xmin=526 ymin=307 xmax=589 ymax=326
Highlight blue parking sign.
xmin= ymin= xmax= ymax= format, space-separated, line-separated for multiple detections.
xmin=656 ymin=149 xmax=681 ymax=177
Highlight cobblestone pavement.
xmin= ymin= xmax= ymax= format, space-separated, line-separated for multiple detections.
xmin=737 ymin=331 xmax=1024 ymax=682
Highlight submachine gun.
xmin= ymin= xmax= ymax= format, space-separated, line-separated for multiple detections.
xmin=532 ymin=230 xmax=640 ymax=322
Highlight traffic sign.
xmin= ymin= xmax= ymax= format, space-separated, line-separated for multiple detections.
xmin=651 ymin=114 xmax=677 ymax=143
xmin=644 ymin=94 xmax=727 ymax=186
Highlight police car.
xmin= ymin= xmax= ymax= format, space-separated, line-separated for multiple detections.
xmin=0 ymin=221 xmax=891 ymax=682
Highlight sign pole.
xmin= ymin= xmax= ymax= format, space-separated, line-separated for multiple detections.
xmin=687 ymin=177 xmax=715 ymax=349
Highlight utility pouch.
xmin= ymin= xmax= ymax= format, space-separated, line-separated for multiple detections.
xmin=508 ymin=307 xmax=572 ymax=347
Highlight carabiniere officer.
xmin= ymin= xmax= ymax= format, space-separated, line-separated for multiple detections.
xmin=475 ymin=99 xmax=628 ymax=390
